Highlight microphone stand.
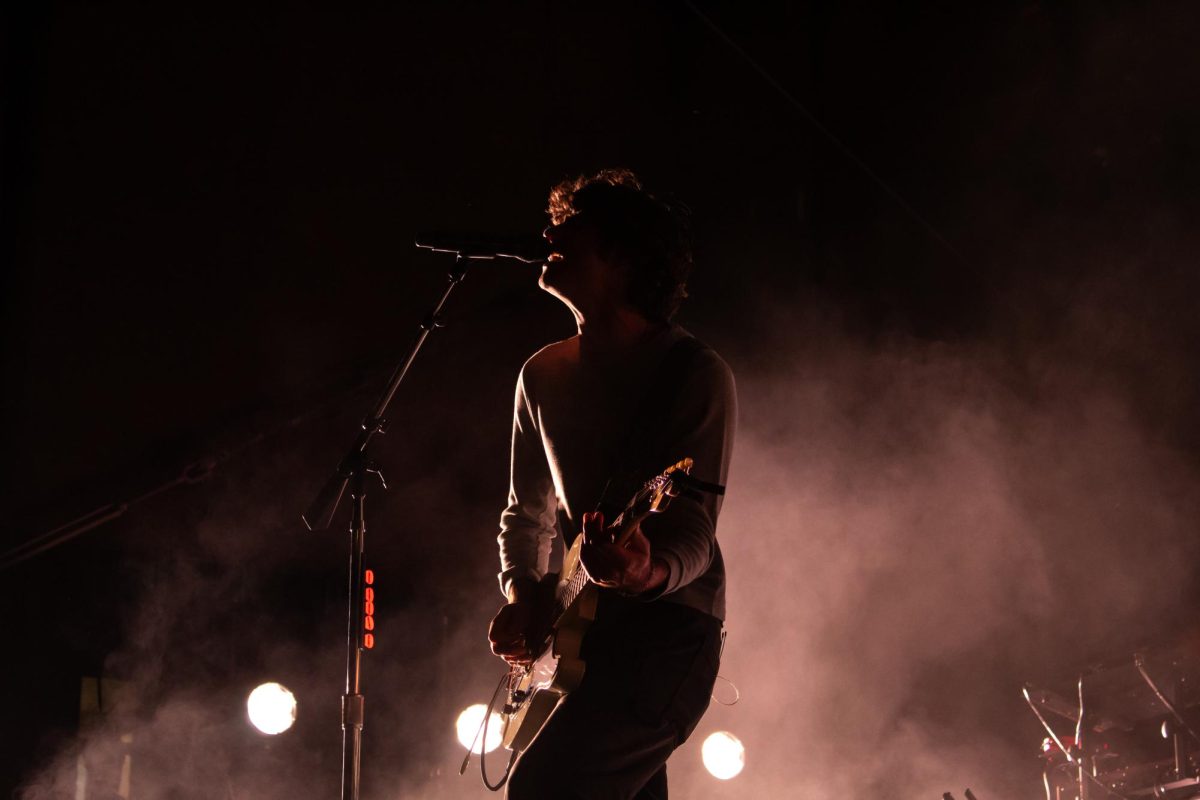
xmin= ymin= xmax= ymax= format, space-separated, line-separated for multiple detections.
xmin=303 ymin=250 xmax=493 ymax=800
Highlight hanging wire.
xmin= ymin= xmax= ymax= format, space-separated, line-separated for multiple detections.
xmin=681 ymin=1 xmax=969 ymax=266
xmin=0 ymin=456 xmax=217 ymax=571
xmin=0 ymin=356 xmax=396 ymax=572
xmin=711 ymin=674 xmax=740 ymax=706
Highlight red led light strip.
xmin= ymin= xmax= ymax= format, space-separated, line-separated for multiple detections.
xmin=363 ymin=569 xmax=375 ymax=649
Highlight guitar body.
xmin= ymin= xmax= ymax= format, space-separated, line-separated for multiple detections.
xmin=501 ymin=536 xmax=596 ymax=754
xmin=499 ymin=458 xmax=694 ymax=756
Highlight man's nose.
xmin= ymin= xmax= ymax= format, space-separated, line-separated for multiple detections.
xmin=542 ymin=225 xmax=556 ymax=243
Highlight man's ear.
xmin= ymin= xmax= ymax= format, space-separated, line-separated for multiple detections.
xmin=597 ymin=243 xmax=632 ymax=279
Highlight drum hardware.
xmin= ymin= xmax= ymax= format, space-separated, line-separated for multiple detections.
xmin=1025 ymin=641 xmax=1200 ymax=800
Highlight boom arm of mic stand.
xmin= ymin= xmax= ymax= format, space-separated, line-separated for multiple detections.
xmin=302 ymin=254 xmax=470 ymax=531
xmin=304 ymin=472 xmax=350 ymax=532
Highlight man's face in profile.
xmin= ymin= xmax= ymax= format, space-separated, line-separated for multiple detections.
xmin=540 ymin=215 xmax=629 ymax=313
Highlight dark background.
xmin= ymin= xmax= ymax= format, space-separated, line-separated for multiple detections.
xmin=3 ymin=2 xmax=1199 ymax=797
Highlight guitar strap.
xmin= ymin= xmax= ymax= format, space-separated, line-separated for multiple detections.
xmin=595 ymin=334 xmax=726 ymax=519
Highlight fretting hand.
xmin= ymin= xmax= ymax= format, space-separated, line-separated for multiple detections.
xmin=579 ymin=511 xmax=668 ymax=595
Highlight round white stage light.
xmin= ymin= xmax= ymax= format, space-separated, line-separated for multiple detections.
xmin=246 ymin=682 xmax=297 ymax=735
xmin=455 ymin=704 xmax=503 ymax=754
xmin=701 ymin=731 xmax=745 ymax=780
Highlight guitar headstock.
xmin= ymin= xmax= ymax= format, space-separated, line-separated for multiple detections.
xmin=604 ymin=458 xmax=694 ymax=547
xmin=642 ymin=457 xmax=694 ymax=514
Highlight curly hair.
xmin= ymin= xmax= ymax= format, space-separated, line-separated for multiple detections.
xmin=547 ymin=169 xmax=692 ymax=322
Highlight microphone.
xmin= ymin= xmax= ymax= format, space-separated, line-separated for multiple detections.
xmin=414 ymin=231 xmax=548 ymax=263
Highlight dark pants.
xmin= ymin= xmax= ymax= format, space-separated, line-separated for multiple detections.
xmin=506 ymin=595 xmax=723 ymax=800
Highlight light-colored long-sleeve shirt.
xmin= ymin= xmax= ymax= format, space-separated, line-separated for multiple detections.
xmin=498 ymin=324 xmax=736 ymax=620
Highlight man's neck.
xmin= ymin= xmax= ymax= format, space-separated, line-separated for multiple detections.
xmin=576 ymin=306 xmax=666 ymax=359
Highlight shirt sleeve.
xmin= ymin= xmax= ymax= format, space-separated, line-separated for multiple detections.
xmin=497 ymin=364 xmax=559 ymax=597
xmin=638 ymin=350 xmax=737 ymax=599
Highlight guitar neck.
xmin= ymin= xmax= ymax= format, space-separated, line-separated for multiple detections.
xmin=550 ymin=458 xmax=690 ymax=616
xmin=554 ymin=564 xmax=589 ymax=617
xmin=553 ymin=507 xmax=648 ymax=615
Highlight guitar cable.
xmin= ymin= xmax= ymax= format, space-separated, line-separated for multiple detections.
xmin=711 ymin=674 xmax=740 ymax=706
xmin=711 ymin=627 xmax=740 ymax=706
xmin=460 ymin=669 xmax=518 ymax=791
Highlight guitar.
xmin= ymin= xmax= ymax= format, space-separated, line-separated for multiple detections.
xmin=499 ymin=457 xmax=695 ymax=755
